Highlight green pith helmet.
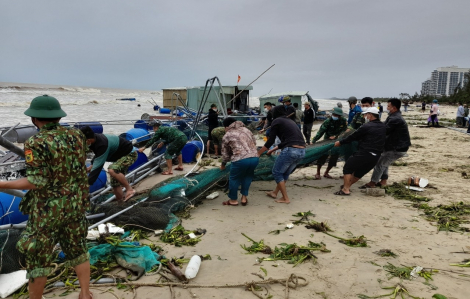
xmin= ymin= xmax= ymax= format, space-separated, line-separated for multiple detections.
xmin=347 ymin=96 xmax=357 ymax=104
xmin=24 ymin=95 xmax=67 ymax=118
xmin=332 ymin=107 xmax=344 ymax=116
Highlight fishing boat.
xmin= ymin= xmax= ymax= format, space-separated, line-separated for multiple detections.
xmin=116 ymin=97 xmax=136 ymax=101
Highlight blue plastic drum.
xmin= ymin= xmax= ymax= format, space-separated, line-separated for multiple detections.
xmin=89 ymin=169 xmax=107 ymax=193
xmin=181 ymin=141 xmax=203 ymax=163
xmin=134 ymin=120 xmax=152 ymax=131
xmin=0 ymin=192 xmax=29 ymax=225
xmin=160 ymin=108 xmax=171 ymax=114
xmin=120 ymin=128 xmax=151 ymax=143
xmin=128 ymin=151 xmax=149 ymax=172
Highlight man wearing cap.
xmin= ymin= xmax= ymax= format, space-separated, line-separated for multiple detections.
xmin=348 ymin=97 xmax=373 ymax=130
xmin=312 ymin=107 xmax=347 ymax=179
xmin=333 ymin=107 xmax=386 ymax=195
xmin=0 ymin=95 xmax=92 ymax=299
xmin=303 ymin=102 xmax=315 ymax=144
xmin=278 ymin=96 xmax=296 ymax=121
xmin=362 ymin=98 xmax=411 ymax=188
xmin=81 ymin=126 xmax=138 ymax=201
xmin=347 ymin=96 xmax=362 ymax=125
xmin=138 ymin=121 xmax=187 ymax=175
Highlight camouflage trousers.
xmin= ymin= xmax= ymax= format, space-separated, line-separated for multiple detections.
xmin=17 ymin=214 xmax=89 ymax=279
xmin=108 ymin=151 xmax=138 ymax=187
xmin=165 ymin=135 xmax=187 ymax=160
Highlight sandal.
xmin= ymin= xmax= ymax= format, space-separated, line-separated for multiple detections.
xmin=241 ymin=199 xmax=248 ymax=206
xmin=323 ymin=174 xmax=334 ymax=179
xmin=334 ymin=190 xmax=350 ymax=196
xmin=314 ymin=174 xmax=321 ymax=180
xmin=358 ymin=183 xmax=378 ymax=189
xmin=161 ymin=171 xmax=173 ymax=175
xmin=223 ymin=200 xmax=239 ymax=206
xmin=340 ymin=185 xmax=352 ymax=193
xmin=174 ymin=167 xmax=184 ymax=171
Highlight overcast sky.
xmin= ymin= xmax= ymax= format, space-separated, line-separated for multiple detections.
xmin=1 ymin=0 xmax=469 ymax=97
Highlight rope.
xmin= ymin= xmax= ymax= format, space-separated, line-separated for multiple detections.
xmin=0 ymin=229 xmax=10 ymax=273
xmin=43 ymin=273 xmax=308 ymax=298
xmin=0 ymin=196 xmax=16 ymax=221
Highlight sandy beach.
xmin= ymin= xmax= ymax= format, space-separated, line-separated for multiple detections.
xmin=22 ymin=104 xmax=470 ymax=299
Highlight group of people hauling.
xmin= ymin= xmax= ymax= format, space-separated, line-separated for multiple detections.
xmin=209 ymin=96 xmax=411 ymax=207
xmin=0 ymin=94 xmax=411 ymax=299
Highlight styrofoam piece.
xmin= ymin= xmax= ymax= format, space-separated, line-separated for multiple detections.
xmin=86 ymin=230 xmax=100 ymax=240
xmin=206 ymin=192 xmax=219 ymax=199
xmin=419 ymin=178 xmax=429 ymax=188
xmin=286 ymin=223 xmax=294 ymax=229
xmin=410 ymin=266 xmax=423 ymax=279
xmin=188 ymin=233 xmax=197 ymax=239
xmin=0 ymin=270 xmax=28 ymax=298
xmin=405 ymin=186 xmax=424 ymax=192
xmin=98 ymin=223 xmax=124 ymax=235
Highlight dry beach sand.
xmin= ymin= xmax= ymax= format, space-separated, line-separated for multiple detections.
xmin=40 ymin=105 xmax=469 ymax=299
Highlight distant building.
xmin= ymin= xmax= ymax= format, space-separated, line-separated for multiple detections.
xmin=421 ymin=78 xmax=432 ymax=95
xmin=421 ymin=66 xmax=469 ymax=96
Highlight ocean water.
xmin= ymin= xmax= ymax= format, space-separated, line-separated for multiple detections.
xmin=0 ymin=82 xmax=341 ymax=135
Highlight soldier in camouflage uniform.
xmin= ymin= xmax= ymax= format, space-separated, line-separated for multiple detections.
xmin=312 ymin=107 xmax=347 ymax=179
xmin=210 ymin=126 xmax=226 ymax=158
xmin=0 ymin=95 xmax=92 ymax=299
xmin=347 ymin=97 xmax=373 ymax=130
xmin=138 ymin=120 xmax=187 ymax=175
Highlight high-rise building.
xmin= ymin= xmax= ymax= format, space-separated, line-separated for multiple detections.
xmin=421 ymin=66 xmax=469 ymax=96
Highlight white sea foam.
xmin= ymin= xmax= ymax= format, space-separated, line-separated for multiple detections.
xmin=0 ymin=82 xmax=341 ymax=135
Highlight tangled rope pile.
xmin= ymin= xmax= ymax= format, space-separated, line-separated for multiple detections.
xmin=43 ymin=273 xmax=308 ymax=299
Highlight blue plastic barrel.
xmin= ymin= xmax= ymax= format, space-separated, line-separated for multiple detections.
xmin=0 ymin=192 xmax=29 ymax=225
xmin=153 ymin=105 xmax=160 ymax=111
xmin=181 ymin=141 xmax=203 ymax=163
xmin=128 ymin=151 xmax=149 ymax=171
xmin=160 ymin=108 xmax=171 ymax=114
xmin=89 ymin=169 xmax=107 ymax=193
xmin=157 ymin=144 xmax=166 ymax=155
xmin=174 ymin=120 xmax=189 ymax=131
xmin=74 ymin=122 xmax=103 ymax=134
xmin=120 ymin=128 xmax=151 ymax=143
xmin=134 ymin=120 xmax=152 ymax=131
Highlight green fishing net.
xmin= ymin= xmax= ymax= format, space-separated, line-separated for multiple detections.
xmin=0 ymin=228 xmax=25 ymax=274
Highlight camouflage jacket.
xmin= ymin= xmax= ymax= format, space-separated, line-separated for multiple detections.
xmin=312 ymin=116 xmax=347 ymax=143
xmin=211 ymin=127 xmax=226 ymax=140
xmin=145 ymin=126 xmax=186 ymax=148
xmin=21 ymin=123 xmax=89 ymax=221
xmin=348 ymin=113 xmax=365 ymax=130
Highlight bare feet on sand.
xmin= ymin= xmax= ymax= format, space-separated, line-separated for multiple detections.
xmin=275 ymin=198 xmax=290 ymax=204
xmin=265 ymin=191 xmax=277 ymax=199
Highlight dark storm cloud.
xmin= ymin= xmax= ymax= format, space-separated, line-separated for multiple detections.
xmin=1 ymin=0 xmax=469 ymax=97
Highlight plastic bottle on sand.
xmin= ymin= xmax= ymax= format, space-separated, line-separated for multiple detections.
xmin=185 ymin=255 xmax=202 ymax=279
